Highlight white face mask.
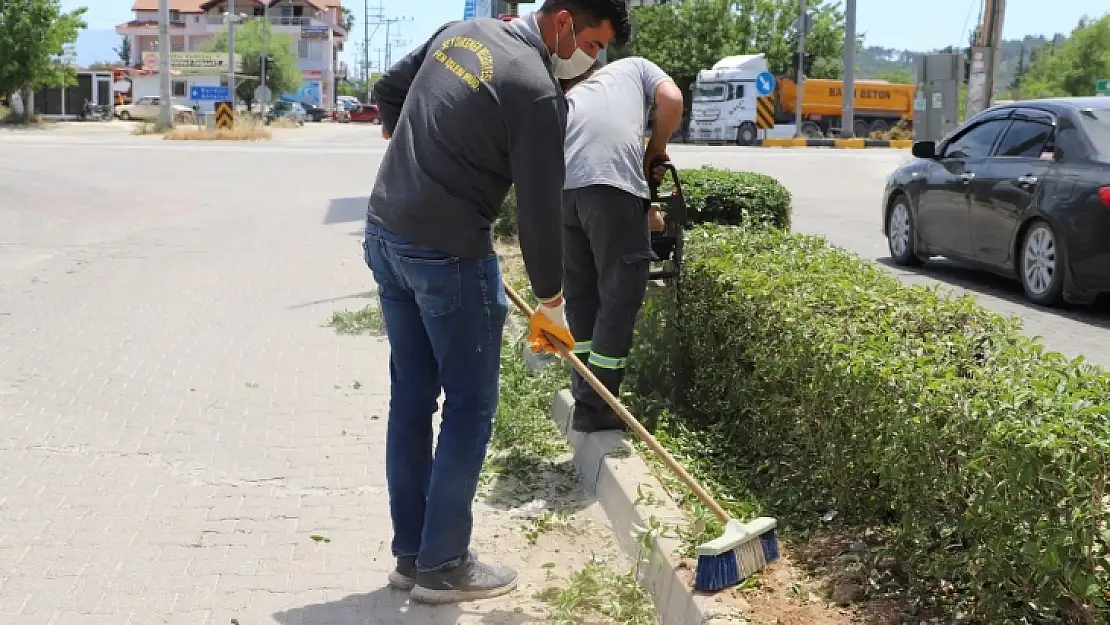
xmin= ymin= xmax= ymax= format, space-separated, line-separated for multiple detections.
xmin=551 ymin=18 xmax=595 ymax=80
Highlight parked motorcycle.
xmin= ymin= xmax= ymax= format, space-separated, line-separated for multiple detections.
xmin=79 ymin=100 xmax=112 ymax=122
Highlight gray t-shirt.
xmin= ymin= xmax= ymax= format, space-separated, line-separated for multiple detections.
xmin=564 ymin=57 xmax=670 ymax=199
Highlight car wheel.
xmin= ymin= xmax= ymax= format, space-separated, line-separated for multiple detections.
xmin=887 ymin=195 xmax=923 ymax=266
xmin=736 ymin=121 xmax=758 ymax=146
xmin=853 ymin=120 xmax=871 ymax=138
xmin=119 ymin=111 xmax=131 ymax=120
xmin=1019 ymin=220 xmax=1065 ymax=306
xmin=869 ymin=119 xmax=890 ymax=134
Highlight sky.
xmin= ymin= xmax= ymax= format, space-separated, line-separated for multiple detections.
xmin=66 ymin=0 xmax=1109 ymax=69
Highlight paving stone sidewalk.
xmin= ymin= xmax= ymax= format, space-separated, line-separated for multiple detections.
xmin=0 ymin=144 xmax=624 ymax=625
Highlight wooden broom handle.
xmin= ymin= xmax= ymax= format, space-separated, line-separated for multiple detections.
xmin=503 ymin=281 xmax=731 ymax=524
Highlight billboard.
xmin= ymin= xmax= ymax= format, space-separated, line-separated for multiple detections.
xmin=301 ymin=25 xmax=330 ymax=39
xmin=141 ymin=52 xmax=243 ymax=74
xmin=284 ymin=81 xmax=322 ymax=106
xmin=463 ymin=0 xmax=493 ymax=19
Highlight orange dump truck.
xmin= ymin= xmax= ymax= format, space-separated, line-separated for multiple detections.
xmin=774 ymin=78 xmax=917 ymax=137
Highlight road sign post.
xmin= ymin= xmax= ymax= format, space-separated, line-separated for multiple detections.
xmin=1097 ymin=79 xmax=1110 ymax=97
xmin=755 ymin=71 xmax=775 ymax=97
xmin=190 ymin=85 xmax=231 ymax=101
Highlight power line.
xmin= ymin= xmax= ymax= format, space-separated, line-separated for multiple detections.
xmin=356 ymin=2 xmax=410 ymax=100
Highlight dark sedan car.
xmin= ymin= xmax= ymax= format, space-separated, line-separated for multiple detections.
xmin=301 ymin=102 xmax=328 ymax=122
xmin=883 ymin=97 xmax=1110 ymax=306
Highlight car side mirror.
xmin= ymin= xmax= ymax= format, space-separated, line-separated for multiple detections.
xmin=912 ymin=141 xmax=937 ymax=159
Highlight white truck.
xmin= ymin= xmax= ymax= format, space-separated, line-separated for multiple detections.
xmin=686 ymin=54 xmax=782 ymax=146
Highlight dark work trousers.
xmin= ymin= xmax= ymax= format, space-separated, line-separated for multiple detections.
xmin=562 ymin=184 xmax=653 ymax=415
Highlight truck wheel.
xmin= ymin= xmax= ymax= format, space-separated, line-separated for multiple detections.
xmin=853 ymin=120 xmax=871 ymax=138
xmin=869 ymin=119 xmax=890 ymax=134
xmin=800 ymin=121 xmax=823 ymax=138
xmin=736 ymin=122 xmax=758 ymax=146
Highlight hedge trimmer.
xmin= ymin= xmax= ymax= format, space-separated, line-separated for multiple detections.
xmin=648 ymin=159 xmax=688 ymax=282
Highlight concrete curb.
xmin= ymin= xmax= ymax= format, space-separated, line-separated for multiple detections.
xmin=687 ymin=138 xmax=912 ymax=148
xmin=549 ymin=389 xmax=740 ymax=625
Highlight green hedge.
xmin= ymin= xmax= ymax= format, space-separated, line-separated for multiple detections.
xmin=491 ymin=168 xmax=791 ymax=239
xmin=629 ymin=224 xmax=1110 ymax=623
xmin=677 ymin=167 xmax=791 ymax=230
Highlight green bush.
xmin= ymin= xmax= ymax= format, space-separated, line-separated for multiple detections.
xmin=491 ymin=168 xmax=791 ymax=239
xmin=677 ymin=167 xmax=791 ymax=230
xmin=629 ymin=224 xmax=1110 ymax=623
xmin=493 ymin=186 xmax=517 ymax=239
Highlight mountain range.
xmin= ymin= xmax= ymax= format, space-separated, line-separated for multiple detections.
xmin=857 ymin=34 xmax=1068 ymax=91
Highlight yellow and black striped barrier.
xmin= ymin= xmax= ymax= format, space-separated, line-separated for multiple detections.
xmin=755 ymin=96 xmax=775 ymax=130
xmin=215 ymin=101 xmax=234 ymax=130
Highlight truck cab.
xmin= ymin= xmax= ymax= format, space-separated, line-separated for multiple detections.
xmin=687 ymin=54 xmax=766 ymax=145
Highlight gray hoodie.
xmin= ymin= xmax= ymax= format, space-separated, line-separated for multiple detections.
xmin=369 ymin=14 xmax=566 ymax=300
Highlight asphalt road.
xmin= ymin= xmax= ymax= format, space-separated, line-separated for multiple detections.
xmin=2 ymin=122 xmax=1110 ymax=621
xmin=664 ymin=145 xmax=1110 ymax=367
xmin=3 ymin=122 xmax=1109 ymax=372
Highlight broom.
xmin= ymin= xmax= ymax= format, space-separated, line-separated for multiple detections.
xmin=502 ymin=281 xmax=779 ymax=592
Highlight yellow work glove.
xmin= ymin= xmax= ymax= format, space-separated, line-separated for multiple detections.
xmin=528 ymin=297 xmax=575 ymax=354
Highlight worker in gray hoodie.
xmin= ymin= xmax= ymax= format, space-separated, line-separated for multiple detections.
xmin=366 ymin=0 xmax=632 ymax=606
xmin=559 ymin=56 xmax=684 ymax=432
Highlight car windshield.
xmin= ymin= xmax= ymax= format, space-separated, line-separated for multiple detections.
xmin=693 ymin=83 xmax=727 ymax=102
xmin=1078 ymin=108 xmax=1110 ymax=155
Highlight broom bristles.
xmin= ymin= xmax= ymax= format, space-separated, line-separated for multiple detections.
xmin=693 ymin=517 xmax=779 ymax=592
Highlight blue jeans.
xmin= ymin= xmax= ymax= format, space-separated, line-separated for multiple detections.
xmin=362 ymin=221 xmax=508 ymax=572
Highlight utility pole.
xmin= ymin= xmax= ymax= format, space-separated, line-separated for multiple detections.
xmin=261 ymin=1 xmax=269 ymax=107
xmin=157 ymin=0 xmax=173 ymax=130
xmin=793 ymin=0 xmax=806 ymax=138
xmin=380 ymin=17 xmax=411 ymax=68
xmin=841 ymin=0 xmax=856 ymax=137
xmin=363 ymin=1 xmax=385 ymax=97
xmin=228 ymin=0 xmax=237 ymax=105
xmin=384 ymin=20 xmax=394 ymax=68
xmin=965 ymin=0 xmax=1006 ymax=119
xmin=387 ymin=36 xmax=409 ymax=69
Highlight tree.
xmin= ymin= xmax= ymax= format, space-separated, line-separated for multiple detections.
xmin=1009 ymin=46 xmax=1026 ymax=98
xmin=201 ymin=19 xmax=300 ymax=108
xmin=1020 ymin=15 xmax=1110 ymax=98
xmin=342 ymin=5 xmax=355 ymax=33
xmin=878 ymin=69 xmax=915 ymax=84
xmin=115 ymin=36 xmax=132 ymax=66
xmin=622 ymin=0 xmax=846 ymax=107
xmin=0 ymin=0 xmax=87 ymax=120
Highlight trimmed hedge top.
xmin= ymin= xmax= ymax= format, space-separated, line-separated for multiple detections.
xmin=677 ymin=167 xmax=791 ymax=230
xmin=638 ymin=224 xmax=1110 ymax=622
xmin=492 ymin=167 xmax=792 ymax=239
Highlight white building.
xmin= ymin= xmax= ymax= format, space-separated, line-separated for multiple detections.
xmin=116 ymin=0 xmax=348 ymax=111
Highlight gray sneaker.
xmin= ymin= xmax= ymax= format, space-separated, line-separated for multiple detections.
xmin=387 ymin=556 xmax=417 ymax=591
xmin=410 ymin=551 xmax=518 ymax=604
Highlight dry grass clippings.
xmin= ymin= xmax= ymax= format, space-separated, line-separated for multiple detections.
xmin=163 ymin=126 xmax=272 ymax=141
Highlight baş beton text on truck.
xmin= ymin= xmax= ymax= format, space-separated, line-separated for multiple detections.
xmin=686 ymin=54 xmax=918 ymax=145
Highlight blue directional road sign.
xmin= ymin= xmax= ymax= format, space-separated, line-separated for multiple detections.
xmin=755 ymin=71 xmax=776 ymax=97
xmin=189 ymin=85 xmax=231 ymax=101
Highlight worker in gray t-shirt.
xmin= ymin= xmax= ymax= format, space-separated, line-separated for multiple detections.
xmin=559 ymin=56 xmax=683 ymax=433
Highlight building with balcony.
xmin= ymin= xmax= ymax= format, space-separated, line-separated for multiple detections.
xmin=116 ymin=0 xmax=348 ymax=111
